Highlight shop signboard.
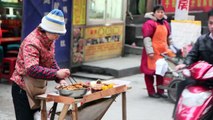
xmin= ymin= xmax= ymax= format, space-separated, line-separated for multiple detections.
xmin=73 ymin=0 xmax=86 ymax=25
xmin=23 ymin=0 xmax=72 ymax=67
xmin=83 ymin=24 xmax=124 ymax=62
xmin=162 ymin=0 xmax=213 ymax=13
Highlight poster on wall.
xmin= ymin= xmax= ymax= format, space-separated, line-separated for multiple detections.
xmin=72 ymin=27 xmax=85 ymax=65
xmin=171 ymin=20 xmax=201 ymax=49
xmin=162 ymin=0 xmax=213 ymax=13
xmin=73 ymin=0 xmax=86 ymax=25
xmin=84 ymin=24 xmax=124 ymax=62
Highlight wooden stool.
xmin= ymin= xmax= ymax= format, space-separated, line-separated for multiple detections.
xmin=0 ymin=57 xmax=17 ymax=83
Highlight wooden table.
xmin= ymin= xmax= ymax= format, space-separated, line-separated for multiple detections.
xmin=36 ymin=85 xmax=128 ymax=120
xmin=0 ymin=37 xmax=21 ymax=44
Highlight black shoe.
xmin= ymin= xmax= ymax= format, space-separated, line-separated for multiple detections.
xmin=158 ymin=93 xmax=168 ymax=98
xmin=148 ymin=93 xmax=160 ymax=98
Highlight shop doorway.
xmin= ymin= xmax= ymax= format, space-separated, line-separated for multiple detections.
xmin=127 ymin=0 xmax=160 ymax=17
xmin=0 ymin=1 xmax=22 ymax=38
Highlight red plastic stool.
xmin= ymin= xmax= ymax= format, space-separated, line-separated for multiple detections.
xmin=0 ymin=64 xmax=2 ymax=79
xmin=6 ymin=50 xmax=19 ymax=57
xmin=0 ymin=57 xmax=17 ymax=83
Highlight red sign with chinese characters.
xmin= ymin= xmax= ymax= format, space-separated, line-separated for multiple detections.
xmin=178 ymin=0 xmax=189 ymax=10
xmin=162 ymin=0 xmax=212 ymax=13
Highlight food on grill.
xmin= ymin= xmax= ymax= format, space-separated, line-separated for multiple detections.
xmin=56 ymin=82 xmax=89 ymax=97
xmin=62 ymin=84 xmax=84 ymax=90
xmin=57 ymin=82 xmax=89 ymax=90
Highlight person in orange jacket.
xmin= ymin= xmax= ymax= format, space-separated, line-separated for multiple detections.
xmin=140 ymin=5 xmax=174 ymax=98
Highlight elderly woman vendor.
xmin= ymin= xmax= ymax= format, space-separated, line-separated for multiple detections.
xmin=11 ymin=9 xmax=70 ymax=120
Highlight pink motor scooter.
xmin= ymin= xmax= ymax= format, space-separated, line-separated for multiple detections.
xmin=174 ymin=61 xmax=213 ymax=120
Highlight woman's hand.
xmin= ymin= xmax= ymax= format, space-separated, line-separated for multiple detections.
xmin=55 ymin=79 xmax=68 ymax=89
xmin=175 ymin=64 xmax=186 ymax=71
xmin=56 ymin=69 xmax=70 ymax=79
xmin=59 ymin=79 xmax=68 ymax=87
xmin=148 ymin=53 xmax=154 ymax=58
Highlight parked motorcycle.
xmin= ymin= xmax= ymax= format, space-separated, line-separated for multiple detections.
xmin=160 ymin=52 xmax=184 ymax=103
xmin=158 ymin=44 xmax=193 ymax=103
xmin=174 ymin=61 xmax=213 ymax=120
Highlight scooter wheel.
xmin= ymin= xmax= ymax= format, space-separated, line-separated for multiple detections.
xmin=167 ymin=79 xmax=183 ymax=104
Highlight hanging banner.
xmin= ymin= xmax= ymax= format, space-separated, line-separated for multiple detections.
xmin=23 ymin=0 xmax=72 ymax=67
xmin=84 ymin=24 xmax=124 ymax=62
xmin=171 ymin=20 xmax=201 ymax=48
xmin=162 ymin=0 xmax=213 ymax=13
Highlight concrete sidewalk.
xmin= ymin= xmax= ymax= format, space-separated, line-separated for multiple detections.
xmin=0 ymin=74 xmax=174 ymax=120
xmin=73 ymin=54 xmax=142 ymax=78
xmin=0 ymin=53 xmax=174 ymax=120
xmin=0 ymin=53 xmax=143 ymax=119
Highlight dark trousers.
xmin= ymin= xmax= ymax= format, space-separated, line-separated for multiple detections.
xmin=144 ymin=74 xmax=164 ymax=95
xmin=11 ymin=82 xmax=39 ymax=120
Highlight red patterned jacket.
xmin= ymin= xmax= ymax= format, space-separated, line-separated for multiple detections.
xmin=10 ymin=27 xmax=60 ymax=89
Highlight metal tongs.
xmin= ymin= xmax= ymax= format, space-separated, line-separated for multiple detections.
xmin=67 ymin=76 xmax=78 ymax=85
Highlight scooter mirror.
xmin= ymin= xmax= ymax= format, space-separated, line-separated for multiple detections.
xmin=182 ymin=69 xmax=191 ymax=77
